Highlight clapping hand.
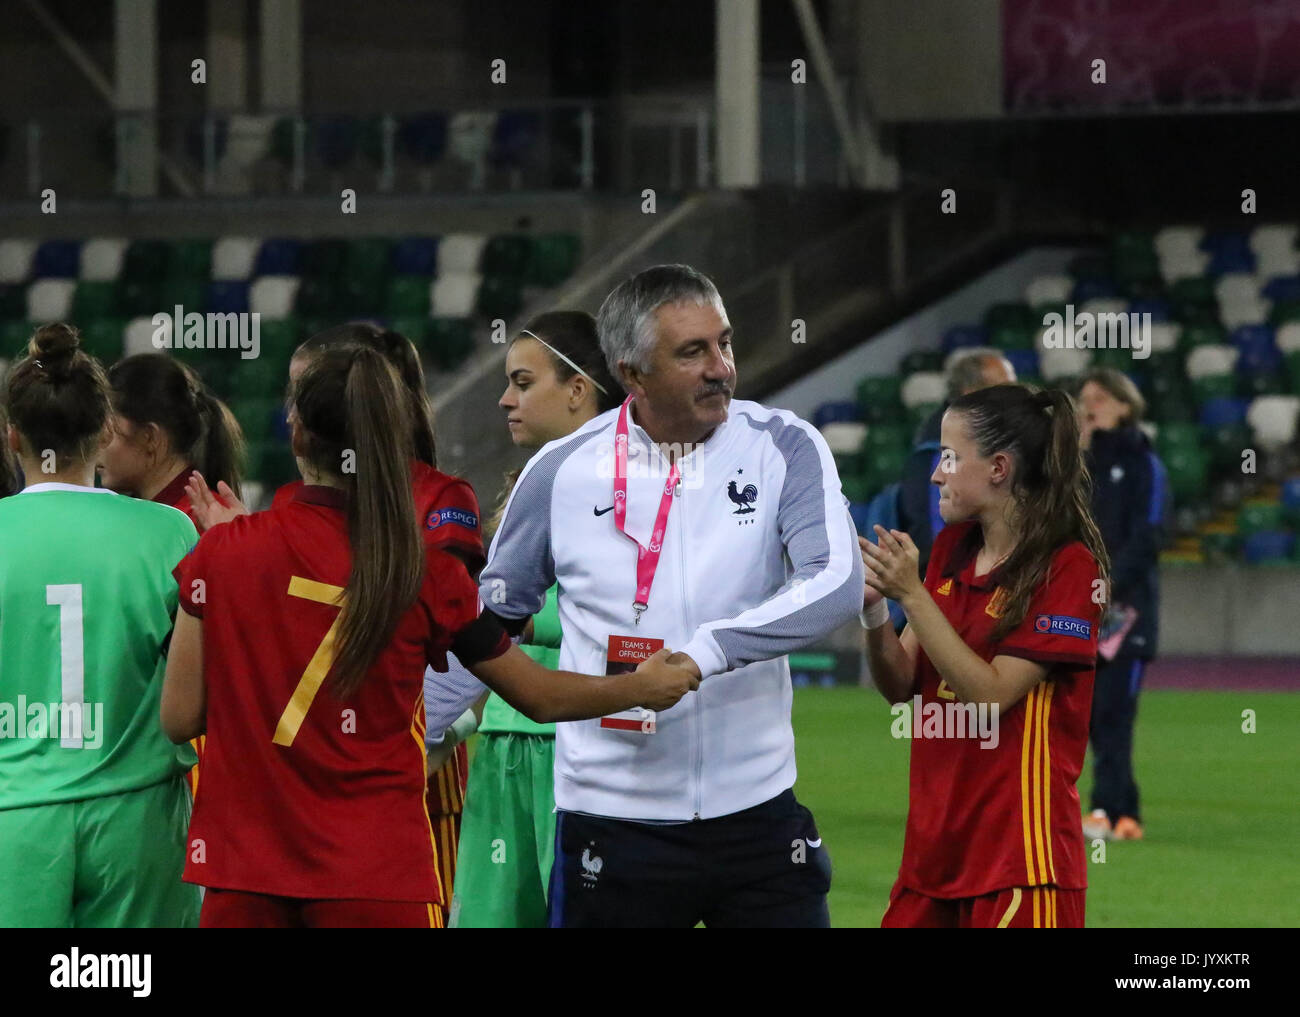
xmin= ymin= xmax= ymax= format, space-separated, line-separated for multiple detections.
xmin=185 ymin=471 xmax=250 ymax=531
xmin=861 ymin=525 xmax=924 ymax=603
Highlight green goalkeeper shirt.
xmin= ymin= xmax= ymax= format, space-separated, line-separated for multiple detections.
xmin=479 ymin=583 xmax=560 ymax=736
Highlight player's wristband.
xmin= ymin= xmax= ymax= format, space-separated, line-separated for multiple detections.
xmin=448 ymin=707 xmax=479 ymax=747
xmin=860 ymin=599 xmax=891 ymax=630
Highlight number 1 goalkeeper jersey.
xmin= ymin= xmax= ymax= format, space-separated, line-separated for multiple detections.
xmin=0 ymin=483 xmax=198 ymax=810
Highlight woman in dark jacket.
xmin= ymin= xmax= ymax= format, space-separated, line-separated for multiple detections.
xmin=1076 ymin=368 xmax=1170 ymax=842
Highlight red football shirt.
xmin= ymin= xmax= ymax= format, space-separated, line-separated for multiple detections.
xmin=173 ymin=484 xmax=509 ymax=902
xmin=896 ymin=521 xmax=1099 ymax=898
xmin=152 ymin=467 xmax=197 ymax=526
xmin=273 ymin=461 xmax=485 ymax=571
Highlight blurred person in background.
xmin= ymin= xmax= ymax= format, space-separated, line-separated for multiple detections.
xmin=450 ymin=310 xmax=623 ymax=927
xmin=899 ymin=348 xmax=1016 ymax=581
xmin=0 ymin=405 xmax=18 ymax=497
xmin=1075 ymin=368 xmax=1169 ymax=843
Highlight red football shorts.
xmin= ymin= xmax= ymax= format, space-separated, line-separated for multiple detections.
xmin=200 ymin=888 xmax=442 ymax=928
xmin=882 ymin=882 xmax=1085 ymax=928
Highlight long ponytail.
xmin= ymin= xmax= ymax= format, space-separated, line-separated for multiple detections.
xmin=292 ymin=345 xmax=422 ymax=698
xmin=194 ymin=388 xmax=245 ymax=500
xmin=948 ymin=384 xmax=1111 ymax=642
xmin=0 ymin=404 xmax=19 ymax=496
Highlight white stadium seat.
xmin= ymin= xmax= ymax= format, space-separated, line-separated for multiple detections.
xmin=1154 ymin=225 xmax=1204 ymax=258
xmin=125 ymin=316 xmax=165 ymax=356
xmin=900 ymin=371 xmax=945 ymax=409
xmin=1246 ymin=395 xmax=1300 ymax=448
xmin=79 ymin=237 xmax=129 ymax=281
xmin=211 ymin=236 xmax=261 ymax=281
xmin=1214 ymin=272 xmax=1259 ymax=307
xmin=1158 ymin=248 xmax=1209 ymax=283
xmin=1080 ymin=298 xmax=1128 ymax=319
xmin=1023 ymin=274 xmax=1073 ymax=307
xmin=26 ymin=279 xmax=75 ymax=323
xmin=1148 ymin=322 xmax=1180 ymax=353
xmin=1186 ymin=344 xmax=1238 ymax=379
xmin=1275 ymin=323 xmax=1300 ymax=353
xmin=0 ymin=239 xmax=37 ymax=284
xmin=248 ymin=275 xmax=301 ymax=319
xmin=430 ymin=272 xmax=481 ymax=317
xmin=1038 ymin=342 xmax=1093 ymax=381
xmin=1249 ymin=224 xmax=1297 ymax=256
xmin=1219 ymin=297 xmax=1270 ymax=331
xmin=820 ymin=422 xmax=867 ymax=455
xmin=436 ymin=233 xmax=488 ymax=275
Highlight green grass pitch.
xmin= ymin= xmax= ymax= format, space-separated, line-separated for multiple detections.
xmin=791 ymin=686 xmax=1300 ymax=928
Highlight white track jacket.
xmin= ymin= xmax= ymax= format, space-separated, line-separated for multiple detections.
xmin=479 ymin=398 xmax=864 ymax=821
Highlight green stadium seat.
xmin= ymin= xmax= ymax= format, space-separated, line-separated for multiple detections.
xmin=855 ymin=376 xmax=902 ymax=422
xmin=1200 ymin=531 xmax=1237 ymax=563
xmin=1114 ymin=247 xmax=1159 ymax=285
xmin=1191 ymin=374 xmax=1236 ymax=403
xmin=0 ymin=285 xmax=26 ymax=320
xmin=524 ymin=233 xmax=579 ymax=287
xmin=1169 ymin=276 xmax=1216 ymax=308
xmin=300 ymin=240 xmax=348 ymax=282
xmin=476 ymin=276 xmax=522 ymax=320
xmin=862 ymin=445 xmax=909 ymax=493
xmin=1207 ymin=422 xmax=1253 ymax=472
xmin=989 ymin=324 xmax=1034 ymax=351
xmin=861 ymin=424 xmax=909 ymax=456
xmin=230 ymin=396 xmax=282 ymax=442
xmin=1238 ymin=371 xmax=1286 ymax=399
xmin=234 ymin=354 xmax=288 ymax=397
xmin=1092 ymin=346 xmax=1134 ymax=371
xmin=426 ymin=317 xmax=474 ymax=370
xmin=1269 ymin=299 xmax=1300 ymax=326
xmin=120 ymin=279 xmax=161 ymax=318
xmin=840 ymin=474 xmax=874 ymax=504
xmin=344 ymin=238 xmax=391 ymax=285
xmin=122 ymin=241 xmax=169 ymax=285
xmin=1179 ymin=322 xmax=1226 ymax=352
xmin=294 ymin=277 xmax=339 ymax=317
xmin=75 ymin=318 xmax=123 ymax=363
xmin=1286 ymin=351 xmax=1300 ymax=394
xmin=984 ymin=303 xmax=1037 ymax=331
xmin=159 ymin=275 xmax=207 ymax=314
xmin=71 ymin=281 xmax=120 ymax=321
xmin=1163 ymin=445 xmax=1209 ymax=504
xmin=339 ymin=275 xmax=383 ymax=314
xmin=899 ymin=351 xmax=943 ymax=376
xmin=385 ymin=275 xmax=431 ymax=317
xmin=168 ymin=239 xmax=212 ymax=280
xmin=193 ymin=358 xmax=236 ymax=400
xmin=1237 ymin=501 xmax=1283 ymax=536
xmin=907 ymin=401 xmax=942 ymax=434
xmin=1155 ymin=421 xmax=1201 ymax=455
xmin=256 ymin=318 xmax=302 ymax=368
xmin=482 ymin=235 xmax=531 ymax=279
xmin=833 ymin=452 xmax=862 ymax=480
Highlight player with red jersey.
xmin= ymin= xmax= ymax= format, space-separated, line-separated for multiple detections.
xmin=860 ymin=384 xmax=1109 ymax=929
xmin=161 ymin=344 xmax=697 ymax=928
xmin=98 ymin=353 xmax=245 ymax=799
xmin=187 ymin=322 xmax=486 ymax=921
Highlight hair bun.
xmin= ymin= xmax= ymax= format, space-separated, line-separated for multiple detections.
xmin=29 ymin=323 xmax=82 ymax=380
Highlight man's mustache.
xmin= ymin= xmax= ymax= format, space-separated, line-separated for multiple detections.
xmin=697 ymin=383 xmax=732 ymax=399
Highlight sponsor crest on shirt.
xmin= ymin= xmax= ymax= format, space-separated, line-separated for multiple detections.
xmin=985 ymin=587 xmax=1008 ymax=618
xmin=936 ymin=578 xmax=952 ymax=596
xmin=425 ymin=507 xmax=478 ymax=532
xmin=1035 ymin=614 xmax=1092 ymax=640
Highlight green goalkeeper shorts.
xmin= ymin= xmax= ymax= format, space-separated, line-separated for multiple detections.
xmin=0 ymin=777 xmax=199 ymax=928
xmin=450 ymin=733 xmax=556 ymax=928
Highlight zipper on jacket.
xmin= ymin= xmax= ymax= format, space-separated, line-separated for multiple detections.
xmin=676 ymin=466 xmax=704 ymax=821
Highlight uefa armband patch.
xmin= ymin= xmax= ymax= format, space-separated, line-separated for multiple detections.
xmin=1034 ymin=614 xmax=1092 ymax=640
xmin=426 ymin=507 xmax=478 ymax=532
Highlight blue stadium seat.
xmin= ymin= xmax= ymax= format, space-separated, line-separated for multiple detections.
xmin=1071 ymin=277 xmax=1121 ymax=304
xmin=391 ymin=236 xmax=439 ymax=276
xmin=813 ymin=401 xmax=860 ymax=428
xmin=1128 ymin=297 xmax=1171 ymax=322
xmin=316 ymin=116 xmax=359 ymax=170
xmin=1207 ymin=246 xmax=1255 ymax=276
xmin=1236 ymin=343 xmax=1283 ymax=377
xmin=1230 ymin=324 xmax=1275 ymax=354
xmin=1241 ymin=530 xmax=1294 ymax=565
xmin=941 ymin=324 xmax=988 ymax=354
xmin=207 ymin=280 xmax=250 ymax=314
xmin=1200 ymin=230 xmax=1251 ymax=257
xmin=184 ymin=116 xmax=228 ymax=166
xmin=490 ymin=111 xmax=543 ymax=170
xmin=398 ymin=113 xmax=448 ymax=165
xmin=1261 ymin=275 xmax=1300 ymax=303
xmin=1199 ymin=396 xmax=1250 ymax=430
xmin=254 ymin=239 xmax=303 ymax=277
xmin=32 ymin=240 xmax=81 ymax=279
xmin=1004 ymin=348 xmax=1040 ymax=379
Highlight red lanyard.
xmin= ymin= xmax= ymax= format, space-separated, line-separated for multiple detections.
xmin=613 ymin=396 xmax=679 ymax=625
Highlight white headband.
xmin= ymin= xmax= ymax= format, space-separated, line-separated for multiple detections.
xmin=518 ymin=329 xmax=608 ymax=395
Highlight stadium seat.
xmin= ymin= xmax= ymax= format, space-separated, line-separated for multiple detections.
xmin=426 ymin=317 xmax=475 ymax=370
xmin=1023 ymin=274 xmax=1072 ymax=308
xmin=1003 ymin=348 xmax=1039 ymax=380
xmin=249 ymin=276 xmax=301 ymax=319
xmin=1257 ymin=248 xmax=1300 ymax=279
xmin=0 ymin=319 xmax=31 ymax=352
xmin=1275 ymin=323 xmax=1300 ymax=353
xmin=231 ymin=396 xmax=282 ymax=442
xmin=818 ymin=420 xmax=866 ymax=453
xmin=122 ymin=241 xmax=170 ymax=285
xmin=26 ymin=279 xmax=75 ymax=323
xmin=855 ymin=375 xmax=902 ymax=421
xmin=1038 ymin=342 xmax=1092 ymax=382
xmin=940 ymin=324 xmax=988 ymax=354
xmin=489 ymin=111 xmax=542 ymax=171
xmin=813 ymin=403 xmax=861 ymax=430
xmin=119 ymin=279 xmax=162 ymax=318
xmin=316 ymin=116 xmax=360 ymax=170
xmin=1147 ymin=322 xmax=1180 ymax=354
xmin=254 ymin=318 xmax=301 ymax=364
xmin=169 ymin=239 xmax=212 ymax=280
xmin=1179 ymin=321 xmax=1225 ymax=353
xmin=900 ymin=371 xmax=945 ymax=409
xmin=294 ymin=277 xmax=338 ymax=317
xmin=398 ymin=113 xmax=448 ymax=165
xmin=387 ymin=316 xmax=430 ymax=346
xmin=344 ymin=238 xmax=392 ymax=283
xmin=1128 ymin=297 xmax=1170 ymax=322
xmin=384 ymin=275 xmax=431 ymax=317
xmin=299 ymin=240 xmax=348 ymax=282
xmin=0 ymin=240 xmax=37 ymax=283
xmin=1237 ymin=501 xmax=1284 ymax=535
xmin=212 ymin=236 xmax=261 ymax=281
xmin=1154 ymin=225 xmax=1204 ymax=258
xmin=525 ymin=233 xmax=580 ymax=287
xmin=1163 ymin=445 xmax=1209 ymax=504
xmin=124 ymin=316 xmax=163 ymax=356
xmin=862 ymin=444 xmax=909 ymax=493
xmin=207 ymin=281 xmax=250 ymax=315
xmin=1158 ymin=249 xmax=1208 ymax=284
xmin=437 ymin=233 xmax=488 ymax=275
xmin=476 ymin=275 xmax=522 ymax=320
xmin=1187 ymin=344 xmax=1239 ymax=379
xmin=0 ymin=283 xmax=25 ymax=320
xmin=430 ymin=273 xmax=481 ymax=318
xmin=1261 ymin=275 xmax=1300 ymax=304
xmin=159 ymin=276 xmax=208 ymax=316
xmin=78 ymin=237 xmax=128 ymax=281
xmin=391 ymin=236 xmax=439 ymax=276
xmin=1202 ymin=417 xmax=1251 ymax=471
xmin=448 ymin=111 xmax=498 ymax=188
xmin=254 ymin=239 xmax=303 ymax=277
xmin=1281 ymin=477 xmax=1300 ymax=527
xmin=70 ymin=281 xmax=121 ymax=321
xmin=33 ymin=240 xmax=81 ymax=279
xmin=1221 ymin=296 xmax=1270 ymax=331
xmin=1241 ymin=530 xmax=1294 ymax=565
xmin=1214 ymin=272 xmax=1258 ymax=307
xmin=1071 ymin=277 xmax=1122 ymax=304
xmin=989 ymin=324 xmax=1034 ymax=351
xmin=1249 ymin=224 xmax=1297 ymax=256
xmin=78 ymin=318 xmax=125 ymax=362
xmin=1246 ymin=395 xmax=1300 ymax=447
xmin=482 ymin=235 xmax=531 ymax=279
xmin=902 ymin=351 xmax=943 ymax=376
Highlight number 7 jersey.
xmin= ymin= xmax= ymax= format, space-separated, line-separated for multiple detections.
xmin=0 ymin=483 xmax=198 ymax=809
xmin=173 ymin=483 xmax=509 ymax=902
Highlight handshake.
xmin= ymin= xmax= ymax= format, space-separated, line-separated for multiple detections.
xmin=629 ymin=650 xmax=702 ymax=711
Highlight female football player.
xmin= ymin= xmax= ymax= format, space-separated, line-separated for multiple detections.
xmin=861 ymin=384 xmax=1109 ymax=929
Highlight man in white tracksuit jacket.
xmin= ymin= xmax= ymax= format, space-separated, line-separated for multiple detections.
xmin=480 ymin=264 xmax=864 ymax=927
